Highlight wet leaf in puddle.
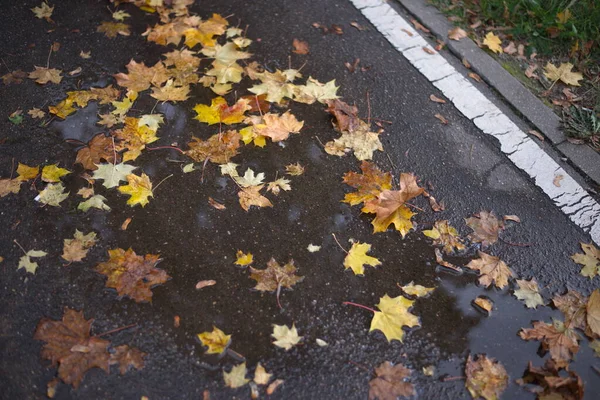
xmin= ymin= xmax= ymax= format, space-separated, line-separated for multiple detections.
xmin=513 ymin=279 xmax=544 ymax=308
xmin=466 ymin=251 xmax=512 ymax=289
xmin=197 ymin=326 xmax=231 ymax=355
xmin=465 ymin=354 xmax=508 ymax=400
xmin=571 ymin=242 xmax=600 ymax=278
xmin=61 ymin=230 xmax=97 ymax=263
xmin=369 ymin=361 xmax=415 ymax=400
xmin=519 ymin=319 xmax=579 ymax=367
xmin=369 ymin=294 xmax=420 ymax=342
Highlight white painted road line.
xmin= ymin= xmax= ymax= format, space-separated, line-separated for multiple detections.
xmin=350 ymin=0 xmax=600 ymax=244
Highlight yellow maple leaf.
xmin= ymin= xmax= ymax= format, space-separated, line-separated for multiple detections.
xmin=239 ymin=126 xmax=267 ymax=147
xmin=253 ymin=111 xmax=304 ymax=142
xmin=16 ymin=163 xmax=40 ymax=181
xmin=369 ymin=205 xmax=415 ymax=237
xmin=483 ymin=32 xmax=502 ymax=54
xmin=150 ymin=79 xmax=190 ymax=102
xmin=118 ymin=173 xmax=153 ymax=207
xmin=114 ymin=116 xmax=159 ymax=162
xmin=400 ymin=282 xmax=435 ymax=297
xmin=197 ymin=326 xmax=231 ymax=354
xmin=41 ymin=164 xmax=71 ymax=183
xmin=544 ymin=62 xmax=583 ymax=86
xmin=572 ymin=242 xmax=600 ymax=278
xmin=342 ymin=161 xmax=392 ymax=206
xmin=370 ymin=294 xmax=420 ymax=342
xmin=97 ymin=21 xmax=131 ymax=38
xmin=194 ymin=97 xmax=250 ymax=125
xmin=48 ymin=98 xmax=77 ymax=119
xmin=235 ymin=251 xmax=253 ymax=266
xmin=423 ymin=220 xmax=465 ymax=254
xmin=344 ymin=242 xmax=381 ymax=275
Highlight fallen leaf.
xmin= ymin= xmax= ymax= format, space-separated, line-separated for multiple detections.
xmin=400 ymin=282 xmax=435 ymax=297
xmin=249 ymin=258 xmax=303 ymax=292
xmin=342 ymin=160 xmax=392 ymax=206
xmin=272 ymin=324 xmax=302 ymax=350
xmin=590 ymin=341 xmax=600 ymax=357
xmin=266 ymin=379 xmax=284 ymax=395
xmin=571 ymin=242 xmax=600 ymax=278
xmin=544 ymin=63 xmax=583 ymax=86
xmin=473 ymin=296 xmax=493 ymax=315
xmin=9 ymin=110 xmax=23 ymax=125
xmin=17 ymin=163 xmax=40 ymax=181
xmin=344 ymin=242 xmax=381 ymax=275
xmin=553 ymin=290 xmax=588 ymax=331
xmin=465 ymin=354 xmax=508 ymax=400
xmin=29 ymin=108 xmax=46 ymax=119
xmin=468 ymin=72 xmax=482 ymax=82
xmin=198 ymin=326 xmax=231 ymax=354
xmin=92 ymin=163 xmax=137 ymax=188
xmin=95 ymin=248 xmax=169 ymax=303
xmin=519 ymin=319 xmax=579 ymax=367
xmin=587 ymin=289 xmax=600 ymax=337
xmin=435 ymin=248 xmax=462 ymax=272
xmin=42 ymin=164 xmax=70 ymax=183
xmin=29 ymin=66 xmax=62 ymax=84
xmin=448 ymin=27 xmax=467 ymax=41
xmin=235 ymin=251 xmax=253 ymax=266
xmin=434 ymin=113 xmax=449 ymax=124
xmin=293 ymin=77 xmax=339 ymax=104
xmin=31 ymin=2 xmax=54 ymax=21
xmin=151 ymin=79 xmax=190 ymax=102
xmin=112 ymin=10 xmax=131 ymax=21
xmin=186 ymin=130 xmax=241 ymax=164
xmin=292 ymin=39 xmax=309 ymax=54
xmin=80 ymin=51 xmax=91 ymax=59
xmin=368 ymin=361 xmax=415 ymax=400
xmin=467 ymin=251 xmax=512 ymax=289
xmin=195 ymin=280 xmax=216 ymax=290
xmin=285 ymin=163 xmax=305 ymax=176
xmin=517 ymin=359 xmax=583 ymax=400
xmin=34 ymin=308 xmax=110 ymax=388
xmin=429 ymin=94 xmax=446 ymax=103
xmin=76 ymin=134 xmax=119 ymax=171
xmin=514 ymin=279 xmax=544 ymax=308
xmin=38 ymin=183 xmax=69 ymax=207
xmin=267 ymin=178 xmax=291 ymax=195
xmin=0 ymin=179 xmax=21 ymax=197
xmin=350 ymin=21 xmax=366 ymax=31
xmin=109 ymin=345 xmax=145 ymax=375
xmin=251 ymin=111 xmax=304 ymax=142
xmin=18 ymin=249 xmax=47 ymax=274
xmin=307 ymin=244 xmax=321 ymax=252
xmin=423 ymin=220 xmax=465 ymax=254
xmin=78 ymin=195 xmax=111 ymax=212
xmin=121 ymin=217 xmax=132 ymax=230
xmin=69 ymin=67 xmax=82 ymax=76
xmin=422 ymin=47 xmax=436 ymax=55
xmin=114 ymin=60 xmax=168 ymax=92
xmin=553 ymin=174 xmax=564 ymax=187
xmin=370 ymin=294 xmax=420 ymax=342
xmin=208 ymin=197 xmax=226 ymax=210
xmin=410 ymin=18 xmax=430 ymax=33
xmin=193 ymin=96 xmax=250 ymax=125
xmin=224 ymin=363 xmax=250 ymax=388
xmin=62 ymin=230 xmax=97 ymax=263
xmin=465 ymin=210 xmax=504 ymax=247
xmin=238 ymin=185 xmax=273 ymax=211
xmin=254 ymin=363 xmax=272 ymax=385
xmin=118 ymin=173 xmax=153 ymax=207
xmin=483 ymin=32 xmax=502 ymax=54
xmin=503 ymin=41 xmax=517 ymax=54
xmin=97 ymin=21 xmax=131 ymax=38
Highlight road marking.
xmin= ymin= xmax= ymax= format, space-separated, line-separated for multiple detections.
xmin=350 ymin=0 xmax=600 ymax=244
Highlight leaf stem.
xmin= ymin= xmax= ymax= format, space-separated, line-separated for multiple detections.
xmin=343 ymin=301 xmax=376 ymax=313
xmin=13 ymin=239 xmax=27 ymax=255
xmin=146 ymin=145 xmax=185 ymax=154
xmin=153 ymin=174 xmax=173 ymax=192
xmin=94 ymin=323 xmax=137 ymax=338
xmin=331 ymin=233 xmax=348 ymax=254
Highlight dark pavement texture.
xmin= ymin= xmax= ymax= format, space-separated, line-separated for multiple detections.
xmin=0 ymin=0 xmax=598 ymax=399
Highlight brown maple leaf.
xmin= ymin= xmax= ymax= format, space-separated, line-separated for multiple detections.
xmin=292 ymin=39 xmax=309 ymax=54
xmin=34 ymin=308 xmax=110 ymax=388
xmin=587 ymin=289 xmax=600 ymax=337
xmin=2 ymin=70 xmax=28 ymax=85
xmin=465 ymin=211 xmax=504 ymax=247
xmin=76 ymin=134 xmax=120 ymax=170
xmin=114 ymin=60 xmax=169 ymax=92
xmin=327 ymin=99 xmax=361 ymax=133
xmin=254 ymin=111 xmax=304 ymax=142
xmin=95 ymin=248 xmax=170 ymax=303
xmin=368 ymin=361 xmax=414 ymax=400
xmin=29 ymin=66 xmax=63 ymax=84
xmin=517 ymin=359 xmax=583 ymax=400
xmin=109 ymin=345 xmax=146 ymax=375
xmin=465 ymin=354 xmax=508 ymax=400
xmin=238 ymin=184 xmax=273 ymax=211
xmin=249 ymin=258 xmax=303 ymax=292
xmin=97 ymin=21 xmax=131 ymax=38
xmin=466 ymin=251 xmax=512 ymax=289
xmin=186 ymin=130 xmax=241 ymax=164
xmin=342 ymin=161 xmax=392 ymax=206
xmin=519 ymin=320 xmax=579 ymax=367
xmin=553 ymin=290 xmax=588 ymax=331
xmin=364 ymin=173 xmax=424 ymax=220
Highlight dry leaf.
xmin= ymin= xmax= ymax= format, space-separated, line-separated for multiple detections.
xmin=467 ymin=251 xmax=512 ymax=289
xmin=429 ymin=94 xmax=446 ymax=103
xmin=473 ymin=296 xmax=493 ymax=315
xmin=62 ymin=230 xmax=97 ymax=263
xmin=271 ymin=324 xmax=302 ymax=350
xmin=468 ymin=72 xmax=482 ymax=82
xmin=423 ymin=220 xmax=465 ymax=254
xmin=434 ymin=113 xmax=448 ymax=124
xmin=369 ymin=362 xmax=415 ymax=400
xmin=571 ymin=242 xmax=600 ymax=278
xmin=197 ymin=326 xmax=231 ymax=354
xmin=519 ymin=319 xmax=579 ymax=367
xmin=465 ymin=210 xmax=504 ymax=247
xmin=553 ymin=174 xmax=564 ymax=187
xmin=465 ymin=354 xmax=508 ymax=400
xmin=410 ymin=18 xmax=430 ymax=33
xmin=249 ymin=258 xmax=303 ymax=292
xmin=224 ymin=363 xmax=250 ymax=388
xmin=29 ymin=66 xmax=62 ymax=84
xmin=196 ymin=280 xmax=216 ymax=289
xmin=422 ymin=47 xmax=435 ymax=55
xmin=109 ymin=345 xmax=145 ymax=375
xmin=448 ymin=27 xmax=467 ymax=41
xmin=292 ymin=39 xmax=309 ymax=55
xmin=527 ymin=129 xmax=544 ymax=141
xmin=544 ymin=63 xmax=583 ymax=86
xmin=344 ymin=242 xmax=381 ymax=275
xmin=483 ymin=32 xmax=502 ymax=53
xmin=238 ymin=185 xmax=273 ymax=211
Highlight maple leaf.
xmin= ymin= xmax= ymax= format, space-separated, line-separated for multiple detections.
xmin=249 ymin=258 xmax=303 ymax=292
xmin=590 ymin=340 xmax=600 ymax=357
xmin=41 ymin=164 xmax=70 ymax=183
xmin=151 ymin=79 xmax=190 ymax=102
xmin=252 ymin=111 xmax=304 ymax=142
xmin=235 ymin=250 xmax=253 ymax=266
xmin=271 ymin=324 xmax=303 ymax=350
xmin=62 ymin=230 xmax=97 ymax=263
xmin=224 ymin=363 xmax=250 ymax=388
xmin=423 ymin=220 xmax=465 ymax=254
xmin=448 ymin=27 xmax=468 ymax=41
xmin=38 ymin=183 xmax=69 ymax=207
xmin=342 ymin=161 xmax=392 ymax=206
xmin=370 ymin=294 xmax=420 ymax=342
xmin=368 ymin=361 xmax=414 ymax=400
xmin=0 ymin=179 xmax=21 ymax=197
xmin=29 ymin=108 xmax=45 ymax=119
xmin=109 ymin=345 xmax=145 ymax=375
xmin=474 ymin=296 xmax=493 ymax=315
xmin=194 ymin=97 xmax=250 ymax=125
xmin=544 ymin=63 xmax=583 ymax=87
xmin=236 ymin=168 xmax=265 ymax=187
xmin=267 ymin=178 xmax=291 ymax=195
xmin=254 ymin=363 xmax=272 ymax=385
xmin=114 ymin=117 xmax=159 ymax=162
xmin=1 ymin=70 xmax=28 ymax=85
xmin=18 ymin=249 xmax=47 ymax=274
xmin=324 ymin=120 xmax=383 ymax=160
xmin=285 ymin=163 xmax=305 ymax=176
xmin=95 ymin=248 xmax=170 ymax=303
xmin=400 ymin=282 xmax=435 ymax=297
xmin=327 ymin=99 xmax=362 ymax=133
xmin=344 ymin=242 xmax=381 ymax=275
xmin=197 ymin=326 xmax=231 ymax=354
xmin=513 ymin=279 xmax=544 ymax=308
xmin=238 ymin=184 xmax=273 ymax=211
xmin=114 ymin=60 xmax=169 ymax=92
xmin=186 ymin=130 xmax=241 ymax=164
xmin=292 ymin=38 xmax=309 ymax=54
xmin=202 ymin=42 xmax=251 ymax=64
xmin=247 ymin=66 xmax=301 ymax=103
xmin=293 ymin=77 xmax=339 ymax=104
xmin=112 ymin=10 xmax=131 ymax=21
xmin=29 ymin=66 xmax=62 ymax=84
xmin=571 ymin=242 xmax=600 ymax=278
xmin=519 ymin=319 xmax=579 ymax=367
xmin=16 ymin=163 xmax=39 ymax=181
xmin=32 ymin=2 xmax=54 ymax=21
xmin=466 ymin=251 xmax=512 ymax=289
xmin=78 ymin=195 xmax=111 ymax=212
xmin=465 ymin=211 xmax=504 ymax=247
xmin=587 ymin=289 xmax=600 ymax=337
xmin=465 ymin=354 xmax=508 ymax=400
xmin=483 ymin=32 xmax=502 ymax=53
xmin=118 ymin=173 xmax=153 ymax=207
xmin=76 ymin=134 xmax=119 ymax=170
xmin=553 ymin=290 xmax=588 ymax=331
xmin=97 ymin=21 xmax=131 ymax=38
xmin=518 ymin=360 xmax=583 ymax=400
xmin=34 ymin=308 xmax=110 ymax=388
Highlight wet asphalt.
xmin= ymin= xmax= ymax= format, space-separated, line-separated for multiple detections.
xmin=0 ymin=0 xmax=599 ymax=399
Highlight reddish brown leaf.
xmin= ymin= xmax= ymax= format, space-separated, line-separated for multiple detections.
xmin=429 ymin=94 xmax=446 ymax=104
xmin=517 ymin=359 xmax=583 ymax=400
xmin=465 ymin=354 xmax=508 ymax=400
xmin=434 ymin=113 xmax=448 ymax=124
xmin=327 ymin=99 xmax=361 ymax=133
xmin=249 ymin=258 xmax=303 ymax=292
xmin=185 ymin=130 xmax=241 ymax=164
xmin=75 ymin=134 xmax=119 ymax=170
xmin=465 ymin=210 xmax=504 ymax=247
xmin=109 ymin=345 xmax=145 ymax=375
xmin=368 ymin=361 xmax=414 ymax=400
xmin=422 ymin=47 xmax=436 ymax=55
xmin=519 ymin=320 xmax=579 ymax=367
xmin=410 ymin=19 xmax=430 ymax=33
xmin=292 ymin=39 xmax=309 ymax=55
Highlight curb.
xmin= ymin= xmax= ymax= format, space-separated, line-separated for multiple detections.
xmin=395 ymin=0 xmax=600 ymax=187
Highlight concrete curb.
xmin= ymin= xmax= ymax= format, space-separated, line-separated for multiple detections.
xmin=395 ymin=0 xmax=600 ymax=187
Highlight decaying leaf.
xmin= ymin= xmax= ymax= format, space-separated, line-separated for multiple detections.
xmin=483 ymin=32 xmax=502 ymax=54
xmin=186 ymin=130 xmax=241 ymax=164
xmin=238 ymin=185 xmax=273 ymax=211
xmin=31 ymin=2 xmax=54 ymax=21
xmin=29 ymin=66 xmax=62 ymax=84
xmin=292 ymin=39 xmax=309 ymax=55
xmin=473 ymin=296 xmax=493 ymax=315
xmin=18 ymin=249 xmax=48 ymax=274
xmin=571 ymin=242 xmax=600 ymax=278
xmin=0 ymin=179 xmax=21 ymax=197
xmin=267 ymin=178 xmax=291 ymax=195
xmin=224 ymin=363 xmax=250 ymax=388
xmin=370 ymin=294 xmax=420 ymax=342
xmin=254 ymin=363 xmax=272 ymax=385
xmin=62 ymin=230 xmax=97 ymax=263
xmin=246 ymin=111 xmax=304 ymax=142
xmin=235 ymin=251 xmax=253 ymax=266
xmin=342 ymin=161 xmax=392 ymax=206
xmin=93 ymin=163 xmax=137 ymax=189
xmin=197 ymin=326 xmax=231 ymax=355
xmin=448 ymin=27 xmax=467 ymax=41
xmin=34 ymin=308 xmax=110 ymax=388
xmin=517 ymin=359 xmax=583 ymax=400
xmin=400 ymin=282 xmax=435 ymax=298
xmin=271 ymin=324 xmax=302 ymax=350
xmin=249 ymin=258 xmax=303 ymax=292
xmin=195 ymin=280 xmax=216 ymax=289
xmin=368 ymin=361 xmax=414 ymax=400
xmin=109 ymin=345 xmax=145 ymax=375
xmin=95 ymin=248 xmax=170 ymax=303
xmin=38 ymin=183 xmax=69 ymax=207
xmin=466 ymin=251 xmax=512 ymax=289
xmin=465 ymin=354 xmax=508 ymax=400
xmin=587 ymin=289 xmax=600 ymax=337
xmin=118 ymin=173 xmax=153 ymax=207
xmin=423 ymin=220 xmax=465 ymax=254
xmin=285 ymin=163 xmax=305 ymax=176
xmin=29 ymin=108 xmax=46 ymax=119
xmin=514 ymin=279 xmax=544 ymax=308
xmin=465 ymin=211 xmax=504 ymax=247
xmin=553 ymin=290 xmax=588 ymax=332
xmin=343 ymin=242 xmax=381 ymax=275
xmin=97 ymin=21 xmax=131 ymax=38
xmin=519 ymin=319 xmax=579 ymax=367
xmin=78 ymin=195 xmax=111 ymax=212
xmin=544 ymin=63 xmax=583 ymax=87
